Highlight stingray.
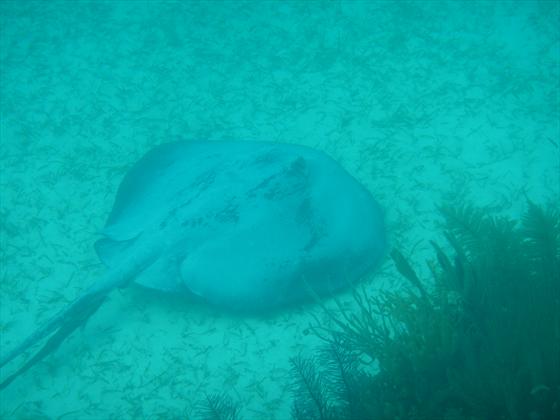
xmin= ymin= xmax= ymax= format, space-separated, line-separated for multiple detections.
xmin=0 ymin=140 xmax=386 ymax=389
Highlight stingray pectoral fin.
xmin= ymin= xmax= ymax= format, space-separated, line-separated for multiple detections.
xmin=0 ymin=291 xmax=106 ymax=390
xmin=94 ymin=235 xmax=139 ymax=268
xmin=103 ymin=141 xmax=193 ymax=228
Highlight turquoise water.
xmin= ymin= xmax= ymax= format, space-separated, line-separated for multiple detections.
xmin=0 ymin=1 xmax=558 ymax=419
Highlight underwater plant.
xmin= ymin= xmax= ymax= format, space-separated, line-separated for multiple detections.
xmin=292 ymin=200 xmax=559 ymax=420
xmin=290 ymin=338 xmax=372 ymax=420
xmin=196 ymin=392 xmax=240 ymax=420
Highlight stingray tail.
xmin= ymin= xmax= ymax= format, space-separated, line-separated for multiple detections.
xmin=1 ymin=243 xmax=158 ymax=390
xmin=0 ymin=290 xmax=107 ymax=390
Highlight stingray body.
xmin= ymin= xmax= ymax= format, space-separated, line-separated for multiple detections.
xmin=0 ymin=140 xmax=386 ymax=389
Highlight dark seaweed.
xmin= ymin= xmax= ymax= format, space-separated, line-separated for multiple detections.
xmin=294 ymin=200 xmax=560 ymax=420
xmin=197 ymin=393 xmax=239 ymax=420
xmin=290 ymin=340 xmax=372 ymax=420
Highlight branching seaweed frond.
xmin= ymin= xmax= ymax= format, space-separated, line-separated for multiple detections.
xmin=197 ymin=392 xmax=239 ymax=420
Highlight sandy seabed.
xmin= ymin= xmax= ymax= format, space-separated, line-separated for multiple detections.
xmin=0 ymin=1 xmax=558 ymax=419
